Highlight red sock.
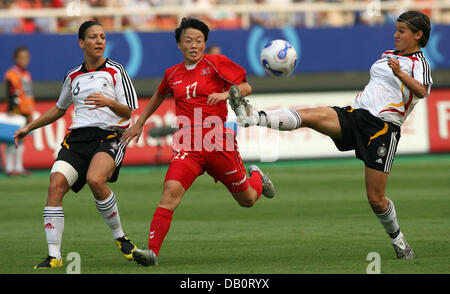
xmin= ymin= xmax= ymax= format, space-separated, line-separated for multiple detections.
xmin=148 ymin=206 xmax=173 ymax=256
xmin=249 ymin=171 xmax=263 ymax=199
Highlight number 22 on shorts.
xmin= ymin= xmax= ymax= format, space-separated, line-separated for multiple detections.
xmin=174 ymin=151 xmax=188 ymax=160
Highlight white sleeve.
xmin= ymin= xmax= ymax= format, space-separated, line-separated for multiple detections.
xmin=56 ymin=76 xmax=73 ymax=109
xmin=413 ymin=58 xmax=433 ymax=97
xmin=114 ymin=66 xmax=138 ymax=110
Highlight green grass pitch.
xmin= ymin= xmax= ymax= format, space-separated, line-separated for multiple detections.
xmin=1 ymin=154 xmax=449 ymax=274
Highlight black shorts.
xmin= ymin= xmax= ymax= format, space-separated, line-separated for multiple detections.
xmin=55 ymin=127 xmax=126 ymax=192
xmin=331 ymin=106 xmax=401 ymax=173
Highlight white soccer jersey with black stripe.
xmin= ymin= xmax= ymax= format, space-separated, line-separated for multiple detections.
xmin=57 ymin=58 xmax=138 ymax=131
xmin=353 ymin=50 xmax=432 ymax=126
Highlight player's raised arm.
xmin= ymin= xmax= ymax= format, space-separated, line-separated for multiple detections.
xmin=120 ymin=90 xmax=165 ymax=145
xmin=14 ymin=105 xmax=66 ymax=148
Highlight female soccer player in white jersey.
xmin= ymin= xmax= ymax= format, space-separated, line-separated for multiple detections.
xmin=229 ymin=11 xmax=432 ymax=259
xmin=14 ymin=20 xmax=139 ymax=268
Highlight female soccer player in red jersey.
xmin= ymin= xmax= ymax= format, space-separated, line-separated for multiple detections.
xmin=121 ymin=17 xmax=275 ymax=266
xmin=230 ymin=11 xmax=432 ymax=260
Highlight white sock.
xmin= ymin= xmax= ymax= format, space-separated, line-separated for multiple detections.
xmin=375 ymin=198 xmax=401 ymax=241
xmin=5 ymin=143 xmax=15 ymax=172
xmin=258 ymin=109 xmax=302 ymax=131
xmin=43 ymin=206 xmax=64 ymax=260
xmin=95 ymin=192 xmax=125 ymax=240
xmin=15 ymin=143 xmax=24 ymax=172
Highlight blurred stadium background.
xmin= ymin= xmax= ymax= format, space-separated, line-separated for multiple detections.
xmin=0 ymin=0 xmax=449 ymax=167
xmin=0 ymin=0 xmax=449 ymax=274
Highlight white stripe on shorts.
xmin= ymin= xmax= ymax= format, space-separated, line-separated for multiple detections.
xmin=114 ymin=142 xmax=126 ymax=167
xmin=384 ymin=131 xmax=398 ymax=173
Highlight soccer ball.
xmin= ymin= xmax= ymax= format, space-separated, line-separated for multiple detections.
xmin=260 ymin=39 xmax=298 ymax=77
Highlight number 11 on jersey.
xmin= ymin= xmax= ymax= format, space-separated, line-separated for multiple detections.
xmin=186 ymin=81 xmax=198 ymax=99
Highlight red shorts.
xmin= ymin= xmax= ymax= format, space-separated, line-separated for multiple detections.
xmin=164 ymin=135 xmax=249 ymax=194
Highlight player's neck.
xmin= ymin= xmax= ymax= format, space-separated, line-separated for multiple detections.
xmin=398 ymin=46 xmax=420 ymax=55
xmin=14 ymin=64 xmax=27 ymax=72
xmin=84 ymin=56 xmax=106 ymax=71
xmin=185 ymin=56 xmax=203 ymax=69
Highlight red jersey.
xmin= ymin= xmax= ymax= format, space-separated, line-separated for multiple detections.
xmin=158 ymin=54 xmax=247 ymax=128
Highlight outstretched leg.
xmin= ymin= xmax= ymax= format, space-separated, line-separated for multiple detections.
xmin=228 ymin=85 xmax=342 ymax=139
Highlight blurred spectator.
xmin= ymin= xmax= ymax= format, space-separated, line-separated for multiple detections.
xmin=123 ymin=0 xmax=153 ymax=30
xmin=0 ymin=0 xmax=448 ymax=32
xmin=206 ymin=44 xmax=221 ymax=55
xmin=208 ymin=0 xmax=242 ymax=29
xmin=249 ymin=0 xmax=276 ymax=27
xmin=3 ymin=46 xmax=35 ymax=176
xmin=0 ymin=1 xmax=21 ymax=33
xmin=182 ymin=0 xmax=214 ymax=24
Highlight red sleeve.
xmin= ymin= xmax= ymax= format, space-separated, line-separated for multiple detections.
xmin=206 ymin=54 xmax=247 ymax=86
xmin=157 ymin=68 xmax=172 ymax=97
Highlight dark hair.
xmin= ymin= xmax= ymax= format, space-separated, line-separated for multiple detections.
xmin=78 ymin=20 xmax=103 ymax=40
xmin=175 ymin=17 xmax=209 ymax=43
xmin=397 ymin=11 xmax=431 ymax=47
xmin=13 ymin=46 xmax=29 ymax=59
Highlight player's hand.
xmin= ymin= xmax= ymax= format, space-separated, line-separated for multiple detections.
xmin=120 ymin=123 xmax=143 ymax=145
xmin=388 ymin=57 xmax=402 ymax=77
xmin=14 ymin=126 xmax=29 ymax=148
xmin=85 ymin=93 xmax=111 ymax=110
xmin=207 ymin=92 xmax=228 ymax=105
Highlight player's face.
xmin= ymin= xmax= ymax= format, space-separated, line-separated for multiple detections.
xmin=394 ymin=22 xmax=421 ymax=54
xmin=79 ymin=25 xmax=106 ymax=59
xmin=177 ymin=28 xmax=206 ymax=65
xmin=15 ymin=50 xmax=30 ymax=69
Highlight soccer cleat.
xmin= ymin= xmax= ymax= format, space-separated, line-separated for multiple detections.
xmin=248 ymin=165 xmax=275 ymax=198
xmin=115 ymin=235 xmax=137 ymax=261
xmin=132 ymin=248 xmax=159 ymax=266
xmin=33 ymin=255 xmax=63 ymax=269
xmin=392 ymin=235 xmax=415 ymax=259
xmin=228 ymin=85 xmax=259 ymax=127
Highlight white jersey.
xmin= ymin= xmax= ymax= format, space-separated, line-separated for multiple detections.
xmin=353 ymin=50 xmax=432 ymax=126
xmin=57 ymin=58 xmax=138 ymax=131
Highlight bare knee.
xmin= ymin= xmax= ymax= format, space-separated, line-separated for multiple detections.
xmin=300 ymin=108 xmax=331 ymax=125
xmin=86 ymin=174 xmax=107 ymax=193
xmin=233 ymin=190 xmax=257 ymax=208
xmin=238 ymin=198 xmax=255 ymax=208
xmin=47 ymin=173 xmax=69 ymax=206
xmin=297 ymin=107 xmax=342 ymax=138
xmin=159 ymin=181 xmax=185 ymax=211
xmin=367 ymin=190 xmax=388 ymax=213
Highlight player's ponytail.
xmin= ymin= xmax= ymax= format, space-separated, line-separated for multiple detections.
xmin=397 ymin=11 xmax=431 ymax=48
